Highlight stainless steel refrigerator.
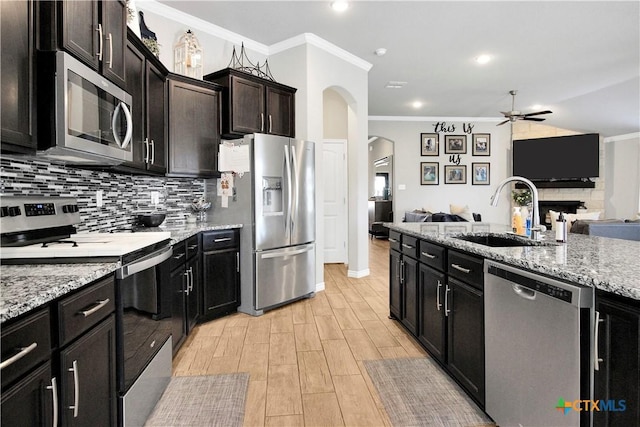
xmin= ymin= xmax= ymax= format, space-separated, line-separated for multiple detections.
xmin=215 ymin=133 xmax=316 ymax=315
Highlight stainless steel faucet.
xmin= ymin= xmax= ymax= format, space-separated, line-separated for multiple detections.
xmin=490 ymin=176 xmax=546 ymax=240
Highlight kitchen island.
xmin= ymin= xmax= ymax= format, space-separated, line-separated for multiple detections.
xmin=385 ymin=221 xmax=640 ymax=300
xmin=0 ymin=222 xmax=242 ymax=323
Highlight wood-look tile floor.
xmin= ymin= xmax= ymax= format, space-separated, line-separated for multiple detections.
xmin=172 ymin=238 xmax=428 ymax=426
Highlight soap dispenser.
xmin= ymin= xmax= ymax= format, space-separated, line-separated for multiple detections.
xmin=555 ymin=212 xmax=568 ymax=243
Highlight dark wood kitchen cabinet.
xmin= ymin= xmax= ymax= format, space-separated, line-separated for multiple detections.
xmin=1 ymin=0 xmax=37 ymax=153
xmin=387 ymin=231 xmax=418 ymax=335
xmin=204 ymin=68 xmax=296 ymax=138
xmin=167 ymin=75 xmax=221 ymax=177
xmin=418 ymin=263 xmax=446 ymax=363
xmin=594 ymin=291 xmax=640 ymax=426
xmin=122 ymin=29 xmax=167 ymax=174
xmin=200 ymin=229 xmax=241 ymax=321
xmin=40 ymin=0 xmax=127 ymax=88
xmin=1 ymin=308 xmax=54 ymax=427
xmin=170 ymin=235 xmax=201 ymax=353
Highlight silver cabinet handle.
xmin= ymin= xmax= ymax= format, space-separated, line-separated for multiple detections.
xmin=46 ymin=377 xmax=58 ymax=427
xmin=451 ymin=263 xmax=471 ymax=274
xmin=0 ymin=342 xmax=38 ymax=370
xmin=78 ymin=299 xmax=110 ymax=317
xmin=96 ymin=24 xmax=103 ymax=60
xmin=421 ymin=252 xmax=436 ymax=259
xmin=436 ymin=280 xmax=442 ymax=311
xmin=444 ymin=285 xmax=451 ymax=316
xmin=188 ymin=267 xmax=194 ymax=292
xmin=188 ymin=244 xmax=199 ymax=250
xmin=150 ymin=140 xmax=155 ymax=165
xmin=388 ymin=238 xmax=398 ymax=243
xmin=68 ymin=360 xmax=79 ymax=417
xmin=143 ymin=138 xmax=150 ymax=163
xmin=214 ymin=238 xmax=231 ymax=243
xmin=183 ymin=270 xmax=190 ymax=294
xmin=400 ymin=259 xmax=404 ymax=284
xmin=107 ymin=33 xmax=113 ymax=68
xmin=269 ymin=114 xmax=273 ymax=133
xmin=173 ymin=253 xmax=185 ymax=260
xmin=402 ymin=243 xmax=414 ymax=249
xmin=594 ymin=310 xmax=604 ymax=371
xmin=260 ymin=113 xmax=264 ymax=132
xmin=236 ymin=252 xmax=240 ymax=273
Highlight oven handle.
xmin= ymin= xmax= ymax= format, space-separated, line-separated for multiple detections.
xmin=116 ymin=246 xmax=173 ymax=279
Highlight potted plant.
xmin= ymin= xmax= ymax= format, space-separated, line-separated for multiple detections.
xmin=512 ymin=189 xmax=532 ymax=207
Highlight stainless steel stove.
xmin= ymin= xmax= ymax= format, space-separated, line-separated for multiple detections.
xmin=1 ymin=196 xmax=174 ymax=426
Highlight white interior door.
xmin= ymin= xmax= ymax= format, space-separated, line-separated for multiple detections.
xmin=323 ymin=139 xmax=347 ymax=264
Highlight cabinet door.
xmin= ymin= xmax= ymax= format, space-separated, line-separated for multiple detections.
xmin=61 ymin=0 xmax=99 ymax=70
xmin=170 ymin=266 xmax=186 ymax=353
xmin=594 ymin=296 xmax=640 ymax=426
xmin=100 ymin=0 xmax=126 ymax=88
xmin=230 ymin=75 xmax=264 ymax=134
xmin=418 ymin=264 xmax=446 ymax=363
xmin=202 ymin=249 xmax=240 ymax=320
xmin=168 ymin=79 xmax=220 ymax=177
xmin=1 ymin=363 xmax=55 ymax=427
xmin=59 ymin=315 xmax=116 ymax=427
xmin=401 ymin=256 xmax=419 ymax=335
xmin=1 ymin=0 xmax=36 ymax=151
xmin=185 ymin=257 xmax=200 ymax=334
xmin=447 ymin=278 xmax=485 ymax=405
xmin=266 ymin=86 xmax=295 ymax=137
xmin=146 ymin=62 xmax=167 ymax=173
xmin=124 ymin=39 xmax=147 ymax=170
xmin=389 ymin=249 xmax=402 ymax=319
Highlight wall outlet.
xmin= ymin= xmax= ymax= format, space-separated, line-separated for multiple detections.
xmin=96 ymin=190 xmax=104 ymax=207
xmin=398 ymin=184 xmax=406 ymax=190
xmin=150 ymin=191 xmax=160 ymax=205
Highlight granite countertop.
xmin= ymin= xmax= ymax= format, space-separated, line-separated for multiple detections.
xmin=0 ymin=222 xmax=243 ymax=324
xmin=385 ymin=222 xmax=640 ymax=301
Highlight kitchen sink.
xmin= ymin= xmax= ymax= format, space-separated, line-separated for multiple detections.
xmin=453 ymin=233 xmax=552 ymax=247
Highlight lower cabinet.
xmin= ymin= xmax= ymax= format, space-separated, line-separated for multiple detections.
xmin=201 ymin=229 xmax=241 ymax=321
xmin=170 ymin=235 xmax=201 ymax=354
xmin=389 ymin=248 xmax=402 ymax=319
xmin=594 ymin=292 xmax=640 ymax=426
xmin=1 ymin=363 xmax=54 ymax=427
xmin=418 ymin=263 xmax=446 ymax=363
xmin=401 ymin=255 xmax=419 ymax=335
xmin=170 ymin=264 xmax=187 ymax=353
xmin=59 ymin=315 xmax=117 ymax=426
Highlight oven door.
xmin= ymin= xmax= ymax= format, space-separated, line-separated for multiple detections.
xmin=116 ymin=246 xmax=173 ymax=394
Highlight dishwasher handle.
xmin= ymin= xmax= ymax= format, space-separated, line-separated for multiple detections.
xmin=512 ymin=284 xmax=536 ymax=300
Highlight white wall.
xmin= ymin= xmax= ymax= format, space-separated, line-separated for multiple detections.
xmin=323 ymin=89 xmax=348 ymax=139
xmin=604 ymin=133 xmax=640 ymax=219
xmin=368 ymin=119 xmax=512 ymax=224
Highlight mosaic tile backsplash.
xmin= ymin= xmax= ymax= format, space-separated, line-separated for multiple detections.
xmin=0 ymin=157 xmax=213 ymax=232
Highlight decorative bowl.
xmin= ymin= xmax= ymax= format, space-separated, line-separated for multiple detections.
xmin=137 ymin=213 xmax=166 ymax=227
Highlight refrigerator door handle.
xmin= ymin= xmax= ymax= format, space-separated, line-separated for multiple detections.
xmin=284 ymin=144 xmax=293 ymax=235
xmin=290 ymin=144 xmax=299 ymax=232
xmin=260 ymin=245 xmax=314 ymax=259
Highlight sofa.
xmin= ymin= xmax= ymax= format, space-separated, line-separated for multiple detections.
xmin=403 ymin=211 xmax=482 ymax=222
xmin=570 ymin=219 xmax=640 ymax=241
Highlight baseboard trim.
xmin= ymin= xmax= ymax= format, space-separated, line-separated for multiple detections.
xmin=315 ymin=282 xmax=326 ymax=292
xmin=347 ymin=269 xmax=370 ymax=278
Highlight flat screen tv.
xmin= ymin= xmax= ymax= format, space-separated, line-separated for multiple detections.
xmin=512 ymin=133 xmax=600 ymax=181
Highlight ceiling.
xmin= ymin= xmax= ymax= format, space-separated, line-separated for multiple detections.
xmin=157 ymin=1 xmax=640 ymax=137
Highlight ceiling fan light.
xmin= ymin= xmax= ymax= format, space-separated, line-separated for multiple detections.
xmin=331 ymin=1 xmax=349 ymax=12
xmin=475 ymin=54 xmax=491 ymax=65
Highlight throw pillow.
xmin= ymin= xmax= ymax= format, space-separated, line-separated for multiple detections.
xmin=450 ymin=204 xmax=475 ymax=222
xmin=549 ymin=210 xmax=601 ymax=230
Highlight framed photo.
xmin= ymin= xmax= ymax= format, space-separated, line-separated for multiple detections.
xmin=472 ymin=133 xmax=491 ymax=156
xmin=420 ymin=133 xmax=439 ymax=156
xmin=472 ymin=162 xmax=490 ymax=185
xmin=444 ymin=135 xmax=467 ymax=154
xmin=444 ymin=165 xmax=466 ymax=184
xmin=420 ymin=162 xmax=439 ymax=185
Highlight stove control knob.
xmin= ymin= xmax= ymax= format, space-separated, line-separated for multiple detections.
xmin=0 ymin=207 xmax=8 ymax=217
xmin=7 ymin=206 xmax=21 ymax=217
xmin=63 ymin=204 xmax=79 ymax=213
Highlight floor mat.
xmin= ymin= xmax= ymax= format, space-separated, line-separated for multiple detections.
xmin=363 ymin=358 xmax=494 ymax=427
xmin=144 ymin=373 xmax=249 ymax=427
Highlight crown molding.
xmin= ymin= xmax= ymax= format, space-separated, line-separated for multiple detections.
xmin=137 ymin=0 xmax=269 ymax=54
xmin=368 ymin=116 xmax=505 ymax=122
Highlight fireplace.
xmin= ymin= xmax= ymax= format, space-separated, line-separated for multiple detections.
xmin=538 ymin=200 xmax=584 ymax=227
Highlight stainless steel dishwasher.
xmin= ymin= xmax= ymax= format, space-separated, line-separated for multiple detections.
xmin=484 ymin=260 xmax=593 ymax=427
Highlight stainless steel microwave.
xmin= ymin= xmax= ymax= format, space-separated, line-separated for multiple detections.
xmin=37 ymin=51 xmax=133 ymax=165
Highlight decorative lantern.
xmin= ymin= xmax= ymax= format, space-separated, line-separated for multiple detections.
xmin=174 ymin=30 xmax=203 ymax=79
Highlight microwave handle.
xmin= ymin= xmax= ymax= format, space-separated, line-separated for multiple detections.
xmin=112 ymin=102 xmax=133 ymax=149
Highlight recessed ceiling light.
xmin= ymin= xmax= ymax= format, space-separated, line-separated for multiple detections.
xmin=331 ymin=1 xmax=349 ymax=12
xmin=412 ymin=101 xmax=423 ymax=109
xmin=475 ymin=54 xmax=491 ymax=65
xmin=374 ymin=48 xmax=387 ymax=57
xmin=385 ymin=81 xmax=407 ymax=89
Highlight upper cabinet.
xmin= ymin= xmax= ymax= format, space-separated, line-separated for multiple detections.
xmin=204 ymin=68 xmax=296 ymax=138
xmin=1 ymin=0 xmax=37 ymax=153
xmin=40 ymin=0 xmax=127 ymax=88
xmin=167 ymin=74 xmax=221 ymax=177
xmin=122 ymin=29 xmax=167 ymax=174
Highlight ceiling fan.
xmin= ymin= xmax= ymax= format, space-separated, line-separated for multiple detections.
xmin=497 ymin=90 xmax=552 ymax=126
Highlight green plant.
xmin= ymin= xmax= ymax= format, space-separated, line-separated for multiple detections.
xmin=512 ymin=189 xmax=532 ymax=206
